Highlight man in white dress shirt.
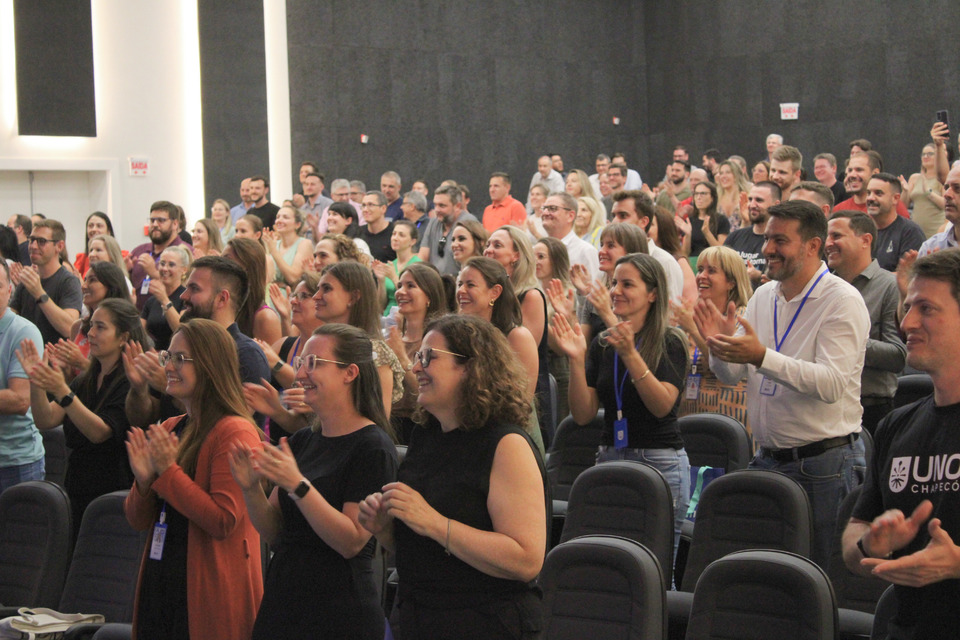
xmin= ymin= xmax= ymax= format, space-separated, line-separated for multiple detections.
xmin=541 ymin=192 xmax=599 ymax=283
xmin=694 ymin=199 xmax=869 ymax=567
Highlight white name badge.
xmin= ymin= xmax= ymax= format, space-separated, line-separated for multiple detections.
xmin=759 ymin=376 xmax=778 ymax=396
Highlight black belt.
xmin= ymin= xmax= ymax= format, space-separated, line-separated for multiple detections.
xmin=765 ymin=432 xmax=859 ymax=462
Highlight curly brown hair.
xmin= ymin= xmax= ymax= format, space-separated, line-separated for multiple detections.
xmin=418 ymin=314 xmax=531 ymax=431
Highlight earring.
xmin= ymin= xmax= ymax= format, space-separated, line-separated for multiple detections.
xmin=489 ymin=299 xmax=495 ymax=307
xmin=426 ymin=301 xmax=430 ymax=308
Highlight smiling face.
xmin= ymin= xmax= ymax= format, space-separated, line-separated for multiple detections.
xmin=234 ymin=219 xmax=259 ymax=240
xmin=313 ymin=272 xmax=354 ymax=323
xmin=211 ymin=202 xmax=229 ymax=225
xmin=483 ymin=229 xmax=519 ymax=272
xmin=294 ymin=334 xmax=351 ymax=408
xmin=81 ymin=269 xmax=107 ymax=308
xmin=575 ymin=201 xmax=592 ymax=234
xmin=163 ymin=331 xmax=196 ymax=400
xmin=192 ymin=222 xmax=209 ymax=250
xmin=695 ymin=257 xmax=734 ymax=308
xmin=565 ymin=172 xmax=582 ymax=196
xmin=825 ymin=217 xmax=869 ymax=275
xmin=87 ymin=238 xmax=109 ymax=265
xmin=843 ymin=154 xmax=874 ymax=195
xmin=716 ymin=164 xmax=735 ymax=189
xmin=533 ymin=242 xmax=552 ymax=280
xmin=598 ymin=236 xmax=627 ymax=274
xmin=412 ymin=330 xmax=467 ymax=414
xmin=901 ymin=277 xmax=960 ymax=375
xmin=450 ymin=225 xmax=476 ymax=263
xmin=158 ymin=249 xmax=187 ymax=288
xmin=87 ymin=306 xmax=127 ymax=361
xmin=865 ymin=178 xmax=898 ymax=220
xmin=610 ymin=262 xmax=656 ymax=322
xmin=813 ymin=158 xmax=835 ymax=184
xmin=395 ymin=270 xmax=429 ymax=318
xmin=86 ymin=215 xmax=108 ymax=240
xmin=456 ymin=266 xmax=500 ymax=318
xmin=541 ymin=195 xmax=575 ymax=236
xmin=769 ymin=159 xmax=799 ymax=193
xmin=752 ymin=163 xmax=769 ymax=183
xmin=289 ymin=281 xmax=312 ymax=326
xmin=28 ymin=227 xmax=60 ymax=267
xmin=274 ymin=207 xmax=299 ymax=234
xmin=762 ymin=217 xmax=817 ymax=284
xmin=326 ymin=211 xmax=349 ymax=235
xmin=313 ymin=239 xmax=339 ymax=271
xmin=362 ymin=195 xmax=386 ymax=225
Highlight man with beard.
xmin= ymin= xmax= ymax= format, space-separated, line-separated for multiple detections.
xmin=695 ymin=200 xmax=869 ymax=568
xmin=654 ymin=160 xmax=691 ymax=214
xmin=125 ymin=256 xmax=269 ymax=429
xmin=919 ymin=166 xmax=960 ymax=256
xmin=835 ymin=152 xmax=911 ymax=218
xmin=418 ymin=184 xmax=477 ymax=276
xmin=248 ymin=175 xmax=280 ymax=229
xmin=769 ymin=145 xmax=803 ymax=198
xmin=863 ymin=174 xmax=925 ymax=271
xmin=126 ymin=201 xmax=192 ymax=311
xmin=843 ymin=249 xmax=960 ymax=640
xmin=725 ymin=181 xmax=781 ymax=288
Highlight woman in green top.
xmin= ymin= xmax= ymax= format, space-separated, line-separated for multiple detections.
xmin=374 ymin=220 xmax=421 ymax=315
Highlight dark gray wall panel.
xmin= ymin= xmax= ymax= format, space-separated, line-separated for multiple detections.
xmin=198 ymin=0 xmax=270 ymax=210
xmin=14 ymin=0 xmax=96 ymax=137
xmin=287 ymin=0 xmax=646 ymax=211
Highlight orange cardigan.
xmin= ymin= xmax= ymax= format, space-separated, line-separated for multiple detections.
xmin=126 ymin=415 xmax=264 ymax=640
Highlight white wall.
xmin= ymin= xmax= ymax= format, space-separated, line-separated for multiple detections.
xmin=0 ymin=0 xmax=203 ymax=253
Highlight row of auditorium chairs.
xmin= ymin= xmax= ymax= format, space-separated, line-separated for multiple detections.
xmin=542 ymin=535 xmax=898 ymax=640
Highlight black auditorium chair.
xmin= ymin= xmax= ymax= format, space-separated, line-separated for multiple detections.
xmin=542 ymin=535 xmax=666 ymax=640
xmin=685 ymin=550 xmax=838 ymax=640
xmin=893 ymin=373 xmax=933 ymax=408
xmin=559 ymin=461 xmax=674 ymax=590
xmin=667 ymin=470 xmax=813 ymax=639
xmin=41 ymin=425 xmax=68 ymax=488
xmin=869 ymin=586 xmax=898 ymax=640
xmin=546 ymin=412 xmax=604 ymax=547
xmin=0 ymin=480 xmax=72 ymax=610
xmin=674 ymin=413 xmax=752 ymax=581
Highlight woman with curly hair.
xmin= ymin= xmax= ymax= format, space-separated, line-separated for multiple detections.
xmin=359 ymin=314 xmax=546 ymax=640
xmin=312 ymin=233 xmax=365 ymax=271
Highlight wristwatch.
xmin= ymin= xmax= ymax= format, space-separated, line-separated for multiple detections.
xmin=58 ymin=391 xmax=76 ymax=408
xmin=36 ymin=293 xmax=50 ymax=305
xmin=289 ymin=479 xmax=311 ymax=501
xmin=162 ymin=301 xmax=174 ymax=312
xmin=272 ymin=360 xmax=285 ymax=373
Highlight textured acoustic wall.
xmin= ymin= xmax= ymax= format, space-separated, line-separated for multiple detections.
xmin=285 ymin=0 xmax=648 ymax=212
xmin=14 ymin=0 xmax=96 ymax=137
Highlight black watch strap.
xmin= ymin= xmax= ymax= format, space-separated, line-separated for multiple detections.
xmin=36 ymin=293 xmax=50 ymax=305
xmin=290 ymin=479 xmax=311 ymax=501
xmin=59 ymin=391 xmax=76 ymax=408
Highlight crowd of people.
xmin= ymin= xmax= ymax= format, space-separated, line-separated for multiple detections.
xmin=1 ymin=124 xmax=959 ymax=638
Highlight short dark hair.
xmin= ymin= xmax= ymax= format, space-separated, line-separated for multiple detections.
xmin=672 ymin=160 xmax=691 ymax=173
xmin=794 ymin=181 xmax=835 ymax=209
xmin=11 ymin=214 xmax=31 ymax=235
xmin=849 ymin=138 xmax=872 ymax=151
xmin=192 ymin=255 xmax=249 ymax=314
xmin=912 ymin=249 xmax=960 ymax=308
xmin=768 ymin=200 xmax=827 ymax=246
xmin=870 ymin=172 xmax=901 ymax=195
xmin=458 ymin=184 xmax=471 ymax=200
xmin=703 ymin=148 xmax=722 ymax=162
xmin=300 ymin=161 xmax=319 ymax=173
xmin=490 ymin=172 xmax=511 ymax=185
xmin=34 ymin=219 xmax=66 ymax=243
xmin=850 ymin=151 xmax=881 ymax=172
xmin=613 ymin=190 xmax=656 ymax=229
xmin=829 ymin=211 xmax=877 ymax=256
xmin=150 ymin=200 xmax=179 ymax=220
xmin=365 ymin=191 xmax=388 ymax=207
xmin=866 ymin=150 xmax=884 ymax=171
xmin=249 ymin=174 xmax=270 ymax=188
xmin=305 ymin=171 xmax=325 ymax=183
xmin=328 ymin=201 xmax=358 ymax=226
xmin=607 ymin=163 xmax=627 ymax=177
xmin=755 ymin=180 xmax=782 ymax=201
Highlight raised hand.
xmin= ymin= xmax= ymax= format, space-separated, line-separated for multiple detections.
xmin=693 ymin=298 xmax=738 ymax=341
xmin=137 ymin=253 xmax=159 ymax=280
xmin=549 ymin=311 xmax=587 ymax=361
xmin=135 ymin=350 xmax=167 ymax=393
xmin=569 ymin=264 xmax=591 ymax=296
xmin=251 ymin=437 xmax=303 ymax=493
xmin=126 ymin=427 xmax=156 ymax=491
xmin=18 ymin=266 xmax=43 ymax=298
xmin=896 ymin=250 xmax=919 ymax=298
xmin=122 ymin=342 xmax=148 ymax=389
xmin=15 ymin=338 xmax=43 ymax=373
xmin=228 ymin=440 xmax=263 ymax=492
xmin=254 ymin=338 xmax=282 ymax=369
xmin=243 ymin=380 xmax=285 ymax=418
xmin=146 ymin=422 xmax=180 ymax=475
xmin=268 ymin=282 xmax=292 ymax=319
xmin=546 ymin=278 xmax=576 ymax=321
xmin=705 ymin=316 xmax=765 ymax=366
xmin=147 ymin=278 xmax=170 ymax=304
xmin=48 ymin=338 xmax=88 ymax=371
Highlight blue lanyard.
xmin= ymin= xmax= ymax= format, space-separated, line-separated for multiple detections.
xmin=773 ymin=269 xmax=827 ymax=352
xmin=691 ymin=346 xmax=700 ymax=375
xmin=612 ymin=337 xmax=642 ymax=420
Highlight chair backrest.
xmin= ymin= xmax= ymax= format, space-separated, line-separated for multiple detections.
xmin=0 ymin=480 xmax=72 ymax=608
xmin=870 ymin=585 xmax=898 ymax=640
xmin=685 ymin=549 xmax=838 ymax=640
xmin=544 ymin=373 xmax=559 ymax=448
xmin=59 ymin=491 xmax=145 ymax=622
xmin=542 ymin=535 xmax=666 ymax=640
xmin=680 ymin=469 xmax=813 ymax=591
xmin=894 ymin=374 xmax=933 ymax=408
xmin=559 ymin=461 xmax=674 ymax=589
xmin=40 ymin=426 xmax=68 ymax=488
xmin=546 ymin=413 xmax=604 ymax=502
xmin=827 ymin=485 xmax=889 ymax=613
xmin=678 ymin=413 xmax=752 ymax=472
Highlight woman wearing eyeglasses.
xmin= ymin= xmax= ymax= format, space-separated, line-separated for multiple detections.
xmin=17 ymin=298 xmax=151 ymax=541
xmin=124 ymin=319 xmax=264 ymax=640
xmin=231 ymin=323 xmax=398 ymax=640
xmin=359 ymin=314 xmax=546 ymax=640
xmin=677 ymin=181 xmax=728 ymax=259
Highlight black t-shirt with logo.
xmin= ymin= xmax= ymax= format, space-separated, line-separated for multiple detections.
xmin=853 ymin=396 xmax=960 ymax=638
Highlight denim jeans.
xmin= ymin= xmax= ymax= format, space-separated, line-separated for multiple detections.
xmin=597 ymin=446 xmax=691 ymax=562
xmin=750 ymin=438 xmax=865 ymax=569
xmin=0 ymin=458 xmax=45 ymax=495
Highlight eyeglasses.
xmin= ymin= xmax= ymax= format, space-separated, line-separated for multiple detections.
xmin=414 ymin=347 xmax=467 ymax=368
xmin=158 ymin=351 xmax=195 ymax=369
xmin=541 ymin=205 xmax=573 ymax=214
xmin=291 ymin=292 xmax=313 ymax=301
xmin=361 ymin=203 xmax=383 ymax=209
xmin=149 ymin=217 xmax=171 ymax=225
xmin=437 ymin=234 xmax=448 ymax=258
xmin=292 ymin=354 xmax=347 ymax=372
xmin=922 ymin=152 xmax=936 ymax=157
xmin=28 ymin=236 xmax=53 ymax=247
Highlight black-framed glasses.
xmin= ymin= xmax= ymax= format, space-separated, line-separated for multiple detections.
xmin=437 ymin=234 xmax=448 ymax=258
xmin=414 ymin=347 xmax=467 ymax=368
xmin=28 ymin=236 xmax=53 ymax=247
xmin=158 ymin=351 xmax=195 ymax=370
xmin=149 ymin=217 xmax=171 ymax=225
xmin=293 ymin=354 xmax=347 ymax=372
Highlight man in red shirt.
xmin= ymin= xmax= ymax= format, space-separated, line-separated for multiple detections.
xmin=835 ymin=152 xmax=910 ymax=218
xmin=482 ymin=172 xmax=527 ymax=232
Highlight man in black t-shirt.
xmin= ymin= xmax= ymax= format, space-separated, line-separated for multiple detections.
xmin=248 ymin=174 xmax=280 ymax=229
xmin=843 ymin=250 xmax=960 ymax=639
xmin=359 ymin=191 xmax=396 ymax=263
xmin=724 ymin=181 xmax=780 ymax=288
